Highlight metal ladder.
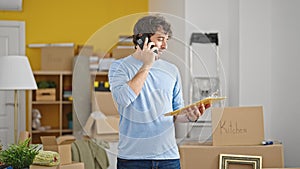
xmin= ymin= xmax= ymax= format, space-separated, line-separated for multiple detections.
xmin=187 ymin=32 xmax=221 ymax=141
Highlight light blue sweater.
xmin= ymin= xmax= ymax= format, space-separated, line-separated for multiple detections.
xmin=108 ymin=55 xmax=184 ymax=160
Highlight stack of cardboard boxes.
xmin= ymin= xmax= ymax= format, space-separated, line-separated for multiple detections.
xmin=30 ymin=135 xmax=84 ymax=169
xmin=84 ymin=98 xmax=287 ymax=168
xmin=179 ymin=106 xmax=284 ymax=169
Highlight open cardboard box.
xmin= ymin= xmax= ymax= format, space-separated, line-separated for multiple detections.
xmin=84 ymin=91 xmax=119 ymax=141
xmin=84 ymin=112 xmax=119 ymax=141
xmin=40 ymin=135 xmax=76 ymax=165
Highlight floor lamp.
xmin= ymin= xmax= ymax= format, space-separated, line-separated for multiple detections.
xmin=0 ymin=56 xmax=37 ymax=144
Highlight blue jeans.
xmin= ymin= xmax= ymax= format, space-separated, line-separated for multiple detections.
xmin=117 ymin=158 xmax=181 ymax=169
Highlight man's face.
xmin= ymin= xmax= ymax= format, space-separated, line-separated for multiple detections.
xmin=150 ymin=30 xmax=169 ymax=56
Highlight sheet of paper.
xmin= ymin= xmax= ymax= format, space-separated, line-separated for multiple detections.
xmin=164 ymin=97 xmax=226 ymax=116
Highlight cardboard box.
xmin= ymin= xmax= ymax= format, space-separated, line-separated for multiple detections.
xmin=87 ymin=91 xmax=119 ymax=141
xmin=84 ymin=112 xmax=119 ymax=141
xmin=59 ymin=162 xmax=84 ymax=169
xmin=96 ymin=116 xmax=119 ymax=134
xmin=19 ymin=130 xmax=30 ymax=143
xmin=77 ymin=45 xmax=93 ymax=56
xmin=212 ymin=106 xmax=264 ymax=146
xmin=30 ymin=165 xmax=58 ymax=169
xmin=112 ymin=48 xmax=135 ymax=59
xmin=36 ymin=88 xmax=56 ymax=101
xmin=92 ymin=92 xmax=118 ymax=116
xmin=41 ymin=46 xmax=74 ymax=71
xmin=179 ymin=143 xmax=284 ymax=169
xmin=98 ymin=58 xmax=115 ymax=71
xmin=41 ymin=135 xmax=76 ymax=165
xmin=30 ymin=162 xmax=84 ymax=169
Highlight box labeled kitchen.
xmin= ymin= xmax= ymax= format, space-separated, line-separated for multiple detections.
xmin=212 ymin=106 xmax=264 ymax=146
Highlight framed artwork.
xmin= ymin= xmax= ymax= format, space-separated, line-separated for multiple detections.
xmin=219 ymin=154 xmax=262 ymax=169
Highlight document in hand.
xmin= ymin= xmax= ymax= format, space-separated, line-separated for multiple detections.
xmin=164 ymin=97 xmax=226 ymax=116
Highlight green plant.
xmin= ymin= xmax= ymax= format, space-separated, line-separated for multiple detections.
xmin=37 ymin=81 xmax=56 ymax=89
xmin=0 ymin=138 xmax=40 ymax=169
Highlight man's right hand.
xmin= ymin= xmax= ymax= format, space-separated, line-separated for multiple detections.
xmin=136 ymin=37 xmax=158 ymax=67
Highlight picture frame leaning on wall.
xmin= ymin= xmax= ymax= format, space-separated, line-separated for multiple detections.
xmin=219 ymin=154 xmax=262 ymax=169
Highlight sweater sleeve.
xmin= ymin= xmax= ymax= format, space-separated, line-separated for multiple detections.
xmin=108 ymin=60 xmax=137 ymax=108
xmin=172 ymin=67 xmax=184 ymax=111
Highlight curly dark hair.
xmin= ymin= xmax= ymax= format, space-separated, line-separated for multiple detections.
xmin=132 ymin=15 xmax=172 ymax=47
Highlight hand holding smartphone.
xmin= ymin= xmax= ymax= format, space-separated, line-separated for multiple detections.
xmin=136 ymin=33 xmax=158 ymax=54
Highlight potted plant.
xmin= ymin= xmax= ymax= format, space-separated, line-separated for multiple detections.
xmin=0 ymin=138 xmax=40 ymax=169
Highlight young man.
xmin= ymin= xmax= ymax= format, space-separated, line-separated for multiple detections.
xmin=108 ymin=15 xmax=209 ymax=169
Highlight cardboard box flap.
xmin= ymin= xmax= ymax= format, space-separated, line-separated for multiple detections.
xmin=41 ymin=136 xmax=57 ymax=145
xmin=212 ymin=106 xmax=264 ymax=146
xmin=83 ymin=112 xmax=119 ymax=141
xmin=56 ymin=135 xmax=76 ymax=145
xmin=83 ymin=115 xmax=96 ymax=134
xmin=96 ymin=116 xmax=119 ymax=134
xmin=41 ymin=135 xmax=76 ymax=145
xmin=40 ymin=135 xmax=73 ymax=165
xmin=106 ymin=116 xmax=119 ymax=131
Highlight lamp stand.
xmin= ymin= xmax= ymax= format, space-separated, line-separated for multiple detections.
xmin=14 ymin=90 xmax=18 ymax=144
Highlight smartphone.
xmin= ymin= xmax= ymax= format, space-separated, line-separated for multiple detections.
xmin=136 ymin=33 xmax=158 ymax=54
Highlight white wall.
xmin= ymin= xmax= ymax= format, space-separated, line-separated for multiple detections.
xmin=185 ymin=0 xmax=230 ymax=104
xmin=239 ymin=0 xmax=300 ymax=167
xmin=149 ymin=0 xmax=187 ymax=101
xmin=150 ymin=0 xmax=300 ymax=167
xmin=150 ymin=0 xmax=234 ymax=106
xmin=269 ymin=0 xmax=300 ymax=167
xmin=149 ymin=0 xmax=190 ymax=139
xmin=239 ymin=0 xmax=272 ymax=139
xmin=227 ymin=0 xmax=240 ymax=106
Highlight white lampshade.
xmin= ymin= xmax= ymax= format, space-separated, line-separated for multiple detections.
xmin=0 ymin=56 xmax=37 ymax=90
